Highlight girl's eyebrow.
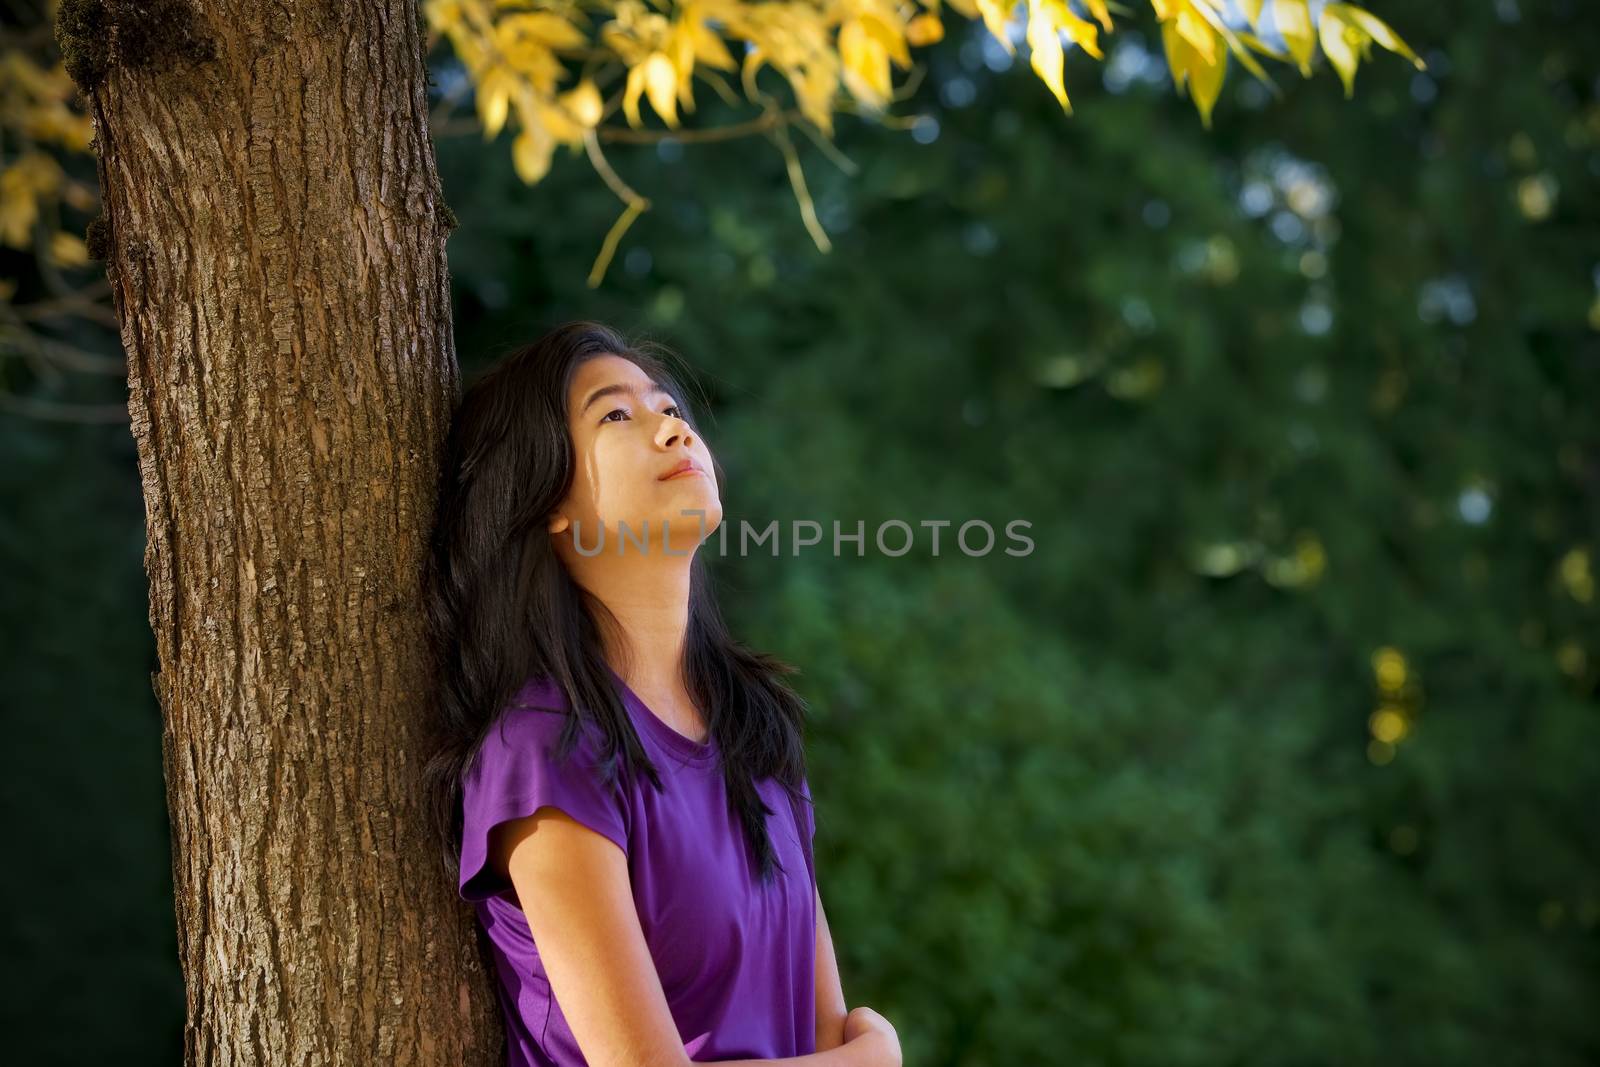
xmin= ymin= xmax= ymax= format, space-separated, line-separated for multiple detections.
xmin=580 ymin=380 xmax=674 ymax=414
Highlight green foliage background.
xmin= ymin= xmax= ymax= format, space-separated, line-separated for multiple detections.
xmin=5 ymin=2 xmax=1597 ymax=1063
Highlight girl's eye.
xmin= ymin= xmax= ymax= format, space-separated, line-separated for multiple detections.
xmin=600 ymin=404 xmax=684 ymax=424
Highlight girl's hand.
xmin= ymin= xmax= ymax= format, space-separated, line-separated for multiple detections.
xmin=842 ymin=1006 xmax=901 ymax=1067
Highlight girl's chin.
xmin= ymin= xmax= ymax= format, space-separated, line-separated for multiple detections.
xmin=657 ymin=509 xmax=721 ymax=533
xmin=605 ymin=510 xmax=723 ymax=537
xmin=654 ymin=480 xmax=719 ymax=506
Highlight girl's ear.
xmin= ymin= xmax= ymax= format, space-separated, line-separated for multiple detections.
xmin=547 ymin=511 xmax=571 ymax=535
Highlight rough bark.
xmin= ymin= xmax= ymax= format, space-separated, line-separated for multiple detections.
xmin=62 ymin=1 xmax=494 ymax=1062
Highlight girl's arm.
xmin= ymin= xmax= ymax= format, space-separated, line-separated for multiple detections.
xmin=499 ymin=807 xmax=693 ymax=1067
xmin=496 ymin=809 xmax=897 ymax=1067
xmin=723 ymin=890 xmax=902 ymax=1067
xmin=717 ymin=1031 xmax=898 ymax=1067
xmin=813 ymin=887 xmax=849 ymax=1051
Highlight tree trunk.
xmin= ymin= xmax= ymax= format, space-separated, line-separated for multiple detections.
xmin=64 ymin=2 xmax=493 ymax=1062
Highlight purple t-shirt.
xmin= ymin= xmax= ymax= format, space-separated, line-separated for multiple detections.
xmin=458 ymin=671 xmax=818 ymax=1065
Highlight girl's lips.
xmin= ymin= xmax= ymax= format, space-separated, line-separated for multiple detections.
xmin=658 ymin=456 xmax=701 ymax=479
xmin=661 ymin=466 xmax=706 ymax=480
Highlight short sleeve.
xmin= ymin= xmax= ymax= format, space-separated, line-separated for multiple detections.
xmin=458 ymin=708 xmax=630 ymax=902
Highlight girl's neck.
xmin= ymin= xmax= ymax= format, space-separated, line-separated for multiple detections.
xmin=577 ymin=555 xmax=694 ymax=701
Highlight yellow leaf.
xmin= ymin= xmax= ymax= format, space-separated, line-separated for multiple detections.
xmin=0 ymin=152 xmax=58 ymax=248
xmin=1160 ymin=18 xmax=1191 ymax=94
xmin=839 ymin=20 xmax=893 ymax=108
xmin=792 ymin=64 xmax=836 ymax=139
xmin=974 ymin=0 xmax=1016 ymax=56
xmin=476 ymin=66 xmax=513 ymax=139
xmin=944 ymin=0 xmax=981 ymax=18
xmin=1325 ymin=3 xmax=1427 ymax=69
xmin=690 ymin=19 xmax=738 ymax=70
xmin=1235 ymin=0 xmax=1264 ymax=30
xmin=1056 ymin=1 xmax=1105 ymax=60
xmin=1186 ymin=0 xmax=1274 ymax=88
xmin=559 ymin=79 xmax=604 ymax=128
xmin=601 ymin=23 xmax=646 ymax=68
xmin=1175 ymin=3 xmax=1216 ymax=65
xmin=860 ymin=12 xmax=913 ymax=69
xmin=1273 ymin=0 xmax=1315 ymax=75
xmin=1027 ymin=0 xmax=1070 ymax=113
xmin=496 ymin=12 xmax=587 ymax=51
xmin=10 ymin=150 xmax=64 ymax=193
xmin=31 ymin=110 xmax=95 ymax=154
xmin=1236 ymin=29 xmax=1290 ymax=63
xmin=1188 ymin=27 xmax=1226 ymax=126
xmin=1316 ymin=8 xmax=1361 ymax=97
xmin=512 ymin=126 xmax=554 ymax=184
xmin=642 ymin=51 xmax=679 ymax=127
xmin=1083 ymin=0 xmax=1114 ymax=32
xmin=49 ymin=231 xmax=89 ymax=267
xmin=667 ymin=22 xmax=698 ymax=117
xmin=906 ymin=13 xmax=944 ymax=47
xmin=0 ymin=185 xmax=37 ymax=247
xmin=424 ymin=0 xmax=460 ymax=34
xmin=537 ymin=98 xmax=587 ymax=144
xmin=623 ymin=62 xmax=644 ymax=128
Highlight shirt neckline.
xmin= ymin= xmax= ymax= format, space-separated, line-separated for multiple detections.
xmin=606 ymin=665 xmax=718 ymax=767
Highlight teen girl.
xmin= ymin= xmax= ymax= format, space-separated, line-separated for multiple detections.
xmin=422 ymin=322 xmax=902 ymax=1066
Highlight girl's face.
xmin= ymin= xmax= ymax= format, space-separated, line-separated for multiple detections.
xmin=548 ymin=354 xmax=722 ymax=554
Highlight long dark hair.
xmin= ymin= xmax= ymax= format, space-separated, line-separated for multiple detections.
xmin=420 ymin=320 xmax=810 ymax=891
